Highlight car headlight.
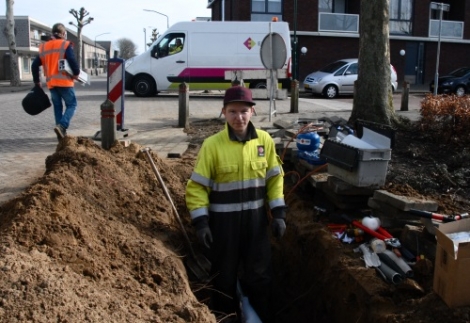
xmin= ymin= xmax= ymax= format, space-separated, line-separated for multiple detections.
xmin=313 ymin=78 xmax=321 ymax=84
xmin=442 ymin=81 xmax=453 ymax=86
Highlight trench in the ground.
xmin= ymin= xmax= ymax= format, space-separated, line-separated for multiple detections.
xmin=188 ymin=178 xmax=404 ymax=323
xmin=269 ymin=184 xmax=394 ymax=323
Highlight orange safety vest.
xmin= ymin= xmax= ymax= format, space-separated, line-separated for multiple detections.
xmin=39 ymin=39 xmax=75 ymax=89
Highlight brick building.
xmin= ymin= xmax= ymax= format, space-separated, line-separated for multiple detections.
xmin=207 ymin=0 xmax=470 ymax=86
xmin=0 ymin=16 xmax=110 ymax=81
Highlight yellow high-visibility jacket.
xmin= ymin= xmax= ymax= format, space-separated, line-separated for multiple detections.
xmin=186 ymin=122 xmax=285 ymax=221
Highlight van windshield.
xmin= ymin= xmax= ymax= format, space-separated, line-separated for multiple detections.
xmin=320 ymin=61 xmax=348 ymax=73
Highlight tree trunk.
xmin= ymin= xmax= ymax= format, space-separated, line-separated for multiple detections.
xmin=77 ymin=29 xmax=83 ymax=69
xmin=3 ymin=0 xmax=22 ymax=86
xmin=350 ymin=0 xmax=396 ymax=126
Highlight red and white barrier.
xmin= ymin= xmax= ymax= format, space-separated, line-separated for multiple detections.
xmin=107 ymin=58 xmax=126 ymax=130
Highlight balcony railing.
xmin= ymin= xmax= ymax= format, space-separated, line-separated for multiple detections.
xmin=429 ymin=19 xmax=464 ymax=39
xmin=30 ymin=38 xmax=42 ymax=48
xmin=318 ymin=12 xmax=359 ymax=33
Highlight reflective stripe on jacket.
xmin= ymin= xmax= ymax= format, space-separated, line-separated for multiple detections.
xmin=39 ymin=40 xmax=74 ymax=89
xmin=186 ymin=123 xmax=285 ymax=220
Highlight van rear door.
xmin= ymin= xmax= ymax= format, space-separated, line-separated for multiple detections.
xmin=150 ymin=32 xmax=188 ymax=91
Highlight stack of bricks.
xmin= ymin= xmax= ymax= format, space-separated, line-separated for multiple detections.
xmin=368 ymin=190 xmax=439 ymax=260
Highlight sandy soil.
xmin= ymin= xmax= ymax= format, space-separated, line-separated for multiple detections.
xmin=0 ymin=117 xmax=469 ymax=323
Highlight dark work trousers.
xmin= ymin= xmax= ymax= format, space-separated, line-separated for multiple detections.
xmin=208 ymin=209 xmax=273 ymax=323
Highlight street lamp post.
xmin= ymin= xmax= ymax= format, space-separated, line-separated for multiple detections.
xmin=292 ymin=0 xmax=298 ymax=81
xmin=289 ymin=0 xmax=300 ymax=114
xmin=143 ymin=28 xmax=147 ymax=50
xmin=399 ymin=49 xmax=409 ymax=111
xmin=143 ymin=9 xmax=169 ymax=29
xmin=431 ymin=2 xmax=450 ymax=95
xmin=94 ymin=32 xmax=110 ymax=76
xmin=399 ymin=49 xmax=406 ymax=85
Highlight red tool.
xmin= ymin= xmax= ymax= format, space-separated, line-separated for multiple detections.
xmin=327 ymin=224 xmax=348 ymax=233
xmin=341 ymin=214 xmax=401 ymax=248
xmin=407 ymin=209 xmax=469 ymax=222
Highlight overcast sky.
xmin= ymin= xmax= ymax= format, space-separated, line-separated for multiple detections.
xmin=2 ymin=0 xmax=211 ymax=54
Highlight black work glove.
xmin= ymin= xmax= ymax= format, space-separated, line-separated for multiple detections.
xmin=192 ymin=216 xmax=213 ymax=249
xmin=271 ymin=207 xmax=287 ymax=239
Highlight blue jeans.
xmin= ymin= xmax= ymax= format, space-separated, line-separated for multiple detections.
xmin=50 ymin=87 xmax=77 ymax=129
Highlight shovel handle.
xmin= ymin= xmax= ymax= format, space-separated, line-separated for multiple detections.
xmin=408 ymin=209 xmax=446 ymax=221
xmin=408 ymin=209 xmax=469 ymax=222
xmin=141 ymin=148 xmax=197 ymax=258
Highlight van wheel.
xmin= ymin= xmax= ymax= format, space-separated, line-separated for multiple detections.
xmin=323 ymin=85 xmax=338 ymax=99
xmin=133 ymin=75 xmax=156 ymax=97
xmin=250 ymin=81 xmax=267 ymax=89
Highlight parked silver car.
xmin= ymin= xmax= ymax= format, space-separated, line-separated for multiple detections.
xmin=303 ymin=58 xmax=398 ymax=99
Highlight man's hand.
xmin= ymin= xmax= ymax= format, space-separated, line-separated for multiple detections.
xmin=192 ymin=216 xmax=212 ymax=249
xmin=271 ymin=207 xmax=287 ymax=239
xmin=272 ymin=218 xmax=286 ymax=239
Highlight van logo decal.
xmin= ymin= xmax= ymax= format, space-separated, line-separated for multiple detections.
xmin=243 ymin=38 xmax=256 ymax=50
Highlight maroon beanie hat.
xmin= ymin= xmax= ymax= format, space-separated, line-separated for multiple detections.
xmin=223 ymin=86 xmax=256 ymax=106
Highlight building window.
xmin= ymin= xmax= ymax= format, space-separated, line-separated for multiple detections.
xmin=390 ymin=0 xmax=412 ymax=34
xmin=251 ymin=0 xmax=282 ymax=21
xmin=23 ymin=57 xmax=30 ymax=73
xmin=319 ymin=0 xmax=333 ymax=13
xmin=430 ymin=3 xmax=450 ymax=20
xmin=319 ymin=0 xmax=347 ymax=13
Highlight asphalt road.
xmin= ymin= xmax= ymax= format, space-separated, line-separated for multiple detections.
xmin=0 ymin=76 xmax=424 ymax=203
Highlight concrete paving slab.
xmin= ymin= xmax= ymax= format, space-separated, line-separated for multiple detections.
xmin=372 ymin=190 xmax=439 ymax=211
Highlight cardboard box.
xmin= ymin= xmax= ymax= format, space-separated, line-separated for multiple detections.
xmin=433 ymin=218 xmax=470 ymax=308
xmin=58 ymin=59 xmax=90 ymax=85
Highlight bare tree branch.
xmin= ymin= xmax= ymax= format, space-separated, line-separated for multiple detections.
xmin=68 ymin=7 xmax=94 ymax=68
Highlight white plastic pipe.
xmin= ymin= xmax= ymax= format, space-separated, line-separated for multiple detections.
xmin=379 ymin=249 xmax=413 ymax=278
xmin=237 ymin=280 xmax=262 ymax=323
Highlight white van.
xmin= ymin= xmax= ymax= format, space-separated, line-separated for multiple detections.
xmin=124 ymin=21 xmax=292 ymax=97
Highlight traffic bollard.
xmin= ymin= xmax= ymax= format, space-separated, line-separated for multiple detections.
xmin=400 ymin=81 xmax=410 ymax=111
xmin=290 ymin=79 xmax=299 ymax=113
xmin=101 ymin=99 xmax=116 ymax=150
xmin=178 ymin=82 xmax=189 ymax=128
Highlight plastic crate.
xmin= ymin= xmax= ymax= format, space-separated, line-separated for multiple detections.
xmin=321 ymin=139 xmax=391 ymax=188
xmin=327 ymin=160 xmax=389 ymax=187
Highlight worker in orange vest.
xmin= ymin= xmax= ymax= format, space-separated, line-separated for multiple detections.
xmin=32 ymin=23 xmax=80 ymax=141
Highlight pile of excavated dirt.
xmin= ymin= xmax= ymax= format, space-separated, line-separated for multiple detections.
xmin=0 ymin=136 xmax=215 ymax=323
xmin=0 ymin=118 xmax=469 ymax=323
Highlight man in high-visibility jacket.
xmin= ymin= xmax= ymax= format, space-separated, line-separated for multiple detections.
xmin=32 ymin=23 xmax=80 ymax=141
xmin=186 ymin=86 xmax=287 ymax=323
xmin=169 ymin=38 xmax=183 ymax=55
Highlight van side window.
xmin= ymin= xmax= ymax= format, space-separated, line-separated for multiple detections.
xmin=169 ymin=38 xmax=184 ymax=55
xmin=151 ymin=33 xmax=185 ymax=59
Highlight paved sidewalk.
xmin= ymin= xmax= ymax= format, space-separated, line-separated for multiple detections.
xmin=0 ymin=80 xmax=430 ymax=95
xmin=0 ymin=78 xmax=425 ymax=204
xmin=0 ymin=80 xmax=35 ymax=94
